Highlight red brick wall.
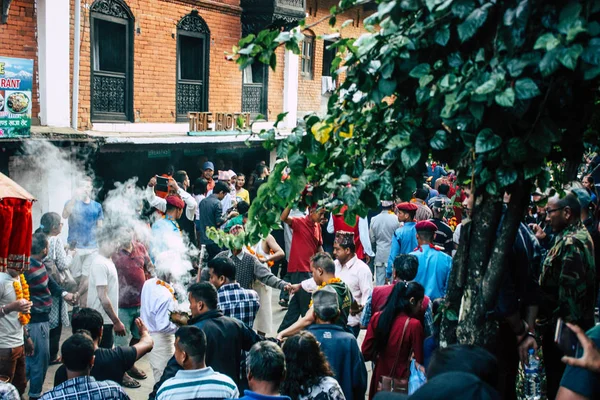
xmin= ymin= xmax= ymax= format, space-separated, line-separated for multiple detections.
xmin=71 ymin=0 xmax=243 ymax=129
xmin=267 ymin=46 xmax=285 ymax=119
xmin=0 ymin=0 xmax=40 ymax=120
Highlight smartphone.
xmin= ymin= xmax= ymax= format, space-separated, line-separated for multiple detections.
xmin=555 ymin=318 xmax=580 ymax=357
xmin=155 ymin=176 xmax=169 ymax=193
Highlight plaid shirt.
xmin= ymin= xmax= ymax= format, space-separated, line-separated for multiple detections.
xmin=217 ymin=283 xmax=260 ymax=329
xmin=40 ymin=376 xmax=130 ymax=400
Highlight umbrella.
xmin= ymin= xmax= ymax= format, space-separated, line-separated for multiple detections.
xmin=0 ymin=172 xmax=35 ymax=272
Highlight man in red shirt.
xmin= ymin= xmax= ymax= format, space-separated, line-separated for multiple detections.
xmin=277 ymin=205 xmax=325 ymax=332
xmin=112 ymin=231 xmax=154 ymax=387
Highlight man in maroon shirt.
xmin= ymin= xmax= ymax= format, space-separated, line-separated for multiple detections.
xmin=277 ymin=205 xmax=325 ymax=332
xmin=112 ymin=231 xmax=154 ymax=386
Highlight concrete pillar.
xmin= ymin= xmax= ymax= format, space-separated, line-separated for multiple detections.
xmin=37 ymin=0 xmax=70 ymax=127
xmin=282 ymin=49 xmax=299 ymax=129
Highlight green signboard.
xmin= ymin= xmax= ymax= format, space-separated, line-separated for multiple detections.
xmin=0 ymin=57 xmax=33 ymax=138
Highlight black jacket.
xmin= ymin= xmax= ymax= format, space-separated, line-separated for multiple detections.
xmin=149 ymin=310 xmax=261 ymax=399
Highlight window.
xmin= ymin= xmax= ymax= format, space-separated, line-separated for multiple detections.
xmin=176 ymin=11 xmax=210 ymax=122
xmin=301 ymin=35 xmax=314 ymax=80
xmin=90 ymin=0 xmax=134 ymax=122
xmin=242 ymin=62 xmax=268 ymax=117
xmin=322 ymin=40 xmax=336 ymax=77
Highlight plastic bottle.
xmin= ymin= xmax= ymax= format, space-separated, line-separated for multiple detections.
xmin=524 ymin=348 xmax=541 ymax=400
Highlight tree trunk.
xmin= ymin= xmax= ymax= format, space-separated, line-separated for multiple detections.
xmin=442 ymin=182 xmax=531 ymax=347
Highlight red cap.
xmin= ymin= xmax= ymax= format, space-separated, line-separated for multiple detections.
xmin=415 ymin=220 xmax=438 ymax=232
xmin=166 ymin=195 xmax=185 ymax=209
xmin=396 ymin=202 xmax=418 ymax=212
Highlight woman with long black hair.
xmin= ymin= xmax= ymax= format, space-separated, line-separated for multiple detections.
xmin=361 ymin=281 xmax=425 ymax=399
xmin=281 ymin=331 xmax=345 ymax=399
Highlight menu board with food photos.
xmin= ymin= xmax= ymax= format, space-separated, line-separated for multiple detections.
xmin=0 ymin=57 xmax=33 ymax=138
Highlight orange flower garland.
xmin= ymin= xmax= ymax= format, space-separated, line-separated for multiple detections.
xmin=309 ymin=278 xmax=342 ymax=308
xmin=246 ymin=246 xmax=276 ymax=267
xmin=13 ymin=274 xmax=31 ymax=325
xmin=157 ymin=280 xmax=177 ymax=301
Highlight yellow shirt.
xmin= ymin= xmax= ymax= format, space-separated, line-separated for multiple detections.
xmin=236 ymin=188 xmax=250 ymax=204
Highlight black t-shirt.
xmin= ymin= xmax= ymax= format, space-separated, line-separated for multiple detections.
xmin=54 ymin=346 xmax=137 ymax=386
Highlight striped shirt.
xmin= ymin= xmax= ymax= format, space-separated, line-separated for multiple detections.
xmin=25 ymin=258 xmax=63 ymax=323
xmin=156 ymin=367 xmax=239 ymax=400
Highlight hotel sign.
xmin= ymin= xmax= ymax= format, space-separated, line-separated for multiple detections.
xmin=188 ymin=112 xmax=251 ymax=133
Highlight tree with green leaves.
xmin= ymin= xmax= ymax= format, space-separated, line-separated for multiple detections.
xmin=215 ymin=0 xmax=600 ymax=347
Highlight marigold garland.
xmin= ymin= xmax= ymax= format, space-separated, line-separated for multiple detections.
xmin=309 ymin=278 xmax=342 ymax=308
xmin=13 ymin=274 xmax=31 ymax=325
xmin=246 ymin=246 xmax=276 ymax=267
xmin=157 ymin=279 xmax=177 ymax=301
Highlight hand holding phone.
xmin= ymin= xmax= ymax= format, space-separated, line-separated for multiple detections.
xmin=155 ymin=176 xmax=169 ymax=193
xmin=555 ymin=318 xmax=581 ymax=357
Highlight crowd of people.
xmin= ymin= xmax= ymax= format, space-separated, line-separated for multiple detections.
xmin=0 ymin=158 xmax=599 ymax=400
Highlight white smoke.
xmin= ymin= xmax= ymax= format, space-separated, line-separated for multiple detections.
xmin=9 ymin=140 xmax=94 ymax=241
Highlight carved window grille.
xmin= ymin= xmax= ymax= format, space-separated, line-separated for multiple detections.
xmin=242 ymin=62 xmax=267 ymax=117
xmin=90 ymin=0 xmax=134 ymax=122
xmin=301 ymin=34 xmax=314 ymax=80
xmin=176 ymin=10 xmax=210 ymax=122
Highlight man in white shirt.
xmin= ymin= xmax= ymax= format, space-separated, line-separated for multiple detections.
xmin=140 ymin=272 xmax=178 ymax=383
xmin=332 ymin=231 xmax=373 ymax=337
xmin=86 ymin=235 xmax=124 ymax=349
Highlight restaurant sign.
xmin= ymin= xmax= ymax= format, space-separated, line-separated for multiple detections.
xmin=0 ymin=57 xmax=33 ymax=138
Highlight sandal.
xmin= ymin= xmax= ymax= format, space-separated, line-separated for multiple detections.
xmin=279 ymin=299 xmax=289 ymax=308
xmin=128 ymin=368 xmax=147 ymax=380
xmin=49 ymin=358 xmax=61 ymax=366
xmin=122 ymin=375 xmax=141 ymax=389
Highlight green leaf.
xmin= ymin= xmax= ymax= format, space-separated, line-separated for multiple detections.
xmin=495 ymin=88 xmax=515 ymax=107
xmin=475 ymin=48 xmax=485 ymax=62
xmin=451 ymin=0 xmax=475 ymax=19
xmin=386 ymin=132 xmax=412 ymax=149
xmin=430 ymin=130 xmax=449 ymax=150
xmin=269 ymin=53 xmax=277 ymax=70
xmin=539 ymin=48 xmax=560 ymax=77
xmin=409 ymin=63 xmax=431 ymax=78
xmin=524 ymin=165 xmax=541 ymax=180
xmin=475 ymin=128 xmax=502 ymax=153
xmin=534 ymin=33 xmax=561 ymax=51
xmin=378 ymin=78 xmax=397 ymax=97
xmin=584 ymin=66 xmax=600 ymax=80
xmin=486 ymin=181 xmax=498 ymax=195
xmin=558 ymin=44 xmax=583 ymax=70
xmin=419 ymin=74 xmax=434 ymax=87
xmin=469 ymin=102 xmax=484 ymax=120
xmin=445 ymin=309 xmax=458 ymax=321
xmin=558 ymin=2 xmax=582 ymax=34
xmin=566 ymin=20 xmax=587 ymax=42
xmin=496 ymin=167 xmax=518 ymax=187
xmin=507 ymin=137 xmax=528 ymax=162
xmin=401 ymin=147 xmax=421 ymax=169
xmin=514 ymin=78 xmax=541 ymax=99
xmin=435 ymin=25 xmax=451 ymax=46
xmin=457 ymin=5 xmax=491 ymax=42
xmin=474 ymin=79 xmax=496 ymax=95
xmin=582 ymin=39 xmax=600 ymax=66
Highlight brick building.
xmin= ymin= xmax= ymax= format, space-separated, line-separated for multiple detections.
xmin=0 ymin=0 xmax=370 ymax=217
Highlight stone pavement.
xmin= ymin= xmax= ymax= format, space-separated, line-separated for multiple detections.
xmin=39 ymin=289 xmax=371 ymax=399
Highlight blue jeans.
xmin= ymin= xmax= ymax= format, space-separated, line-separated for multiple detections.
xmin=26 ymin=321 xmax=50 ymax=398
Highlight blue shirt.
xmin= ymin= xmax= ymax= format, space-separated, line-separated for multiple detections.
xmin=66 ymin=200 xmax=103 ymax=249
xmin=156 ymin=367 xmax=239 ymax=399
xmin=410 ymin=245 xmax=453 ymax=300
xmin=239 ymin=391 xmax=291 ymax=400
xmin=387 ymin=222 xmax=418 ymax=279
xmin=150 ymin=217 xmax=181 ymax=261
xmin=307 ymin=324 xmax=367 ymax=400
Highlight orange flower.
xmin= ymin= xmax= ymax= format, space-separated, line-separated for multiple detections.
xmin=157 ymin=280 xmax=177 ymax=301
xmin=13 ymin=275 xmax=31 ymax=325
